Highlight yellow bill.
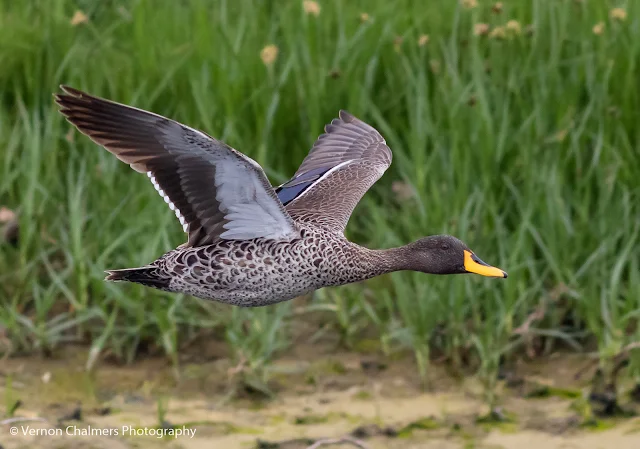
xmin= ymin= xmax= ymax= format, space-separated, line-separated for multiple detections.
xmin=463 ymin=250 xmax=507 ymax=278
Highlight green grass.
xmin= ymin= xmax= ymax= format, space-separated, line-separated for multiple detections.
xmin=1 ymin=0 xmax=639 ymax=404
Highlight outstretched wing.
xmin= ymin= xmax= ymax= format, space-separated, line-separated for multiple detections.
xmin=55 ymin=86 xmax=299 ymax=247
xmin=278 ymin=110 xmax=392 ymax=233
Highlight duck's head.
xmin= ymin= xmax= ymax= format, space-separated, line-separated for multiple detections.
xmin=405 ymin=235 xmax=507 ymax=278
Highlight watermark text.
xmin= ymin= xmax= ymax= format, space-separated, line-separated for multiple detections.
xmin=9 ymin=425 xmax=196 ymax=439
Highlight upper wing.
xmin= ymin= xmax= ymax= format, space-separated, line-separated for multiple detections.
xmin=279 ymin=110 xmax=392 ymax=233
xmin=55 ymin=86 xmax=299 ymax=247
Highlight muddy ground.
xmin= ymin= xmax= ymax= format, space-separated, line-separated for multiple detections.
xmin=1 ymin=343 xmax=639 ymax=449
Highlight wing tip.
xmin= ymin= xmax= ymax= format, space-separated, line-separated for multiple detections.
xmin=338 ymin=109 xmax=356 ymax=122
xmin=54 ymin=84 xmax=80 ymax=99
xmin=53 ymin=85 xmax=87 ymax=112
xmin=322 ymin=109 xmax=356 ymax=134
xmin=63 ymin=85 xmax=92 ymax=97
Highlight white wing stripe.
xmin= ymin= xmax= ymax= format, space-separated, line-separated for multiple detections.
xmin=147 ymin=171 xmax=189 ymax=232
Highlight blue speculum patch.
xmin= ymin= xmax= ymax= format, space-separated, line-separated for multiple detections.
xmin=275 ymin=166 xmax=333 ymax=205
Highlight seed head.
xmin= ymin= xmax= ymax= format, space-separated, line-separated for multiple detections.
xmin=303 ymin=1 xmax=321 ymax=17
xmin=506 ymin=20 xmax=522 ymax=35
xmin=592 ymin=22 xmax=605 ymax=35
xmin=70 ymin=10 xmax=88 ymax=26
xmin=474 ymin=23 xmax=490 ymax=36
xmin=610 ymin=8 xmax=627 ymax=21
xmin=260 ymin=45 xmax=279 ymax=66
xmin=461 ymin=0 xmax=478 ymax=9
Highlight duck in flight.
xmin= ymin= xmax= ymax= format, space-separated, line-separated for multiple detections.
xmin=55 ymin=86 xmax=507 ymax=307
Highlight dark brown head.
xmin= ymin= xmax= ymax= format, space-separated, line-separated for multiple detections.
xmin=403 ymin=235 xmax=507 ymax=278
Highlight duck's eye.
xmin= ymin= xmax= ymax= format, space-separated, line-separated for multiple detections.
xmin=441 ymin=244 xmax=450 ymax=251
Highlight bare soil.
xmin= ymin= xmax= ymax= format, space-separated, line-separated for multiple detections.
xmin=1 ymin=346 xmax=639 ymax=449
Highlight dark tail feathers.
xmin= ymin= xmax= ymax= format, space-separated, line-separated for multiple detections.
xmin=105 ymin=266 xmax=170 ymax=290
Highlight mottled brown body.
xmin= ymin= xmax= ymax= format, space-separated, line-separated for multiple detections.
xmin=153 ymin=224 xmax=387 ymax=306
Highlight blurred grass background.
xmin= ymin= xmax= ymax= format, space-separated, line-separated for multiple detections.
xmin=0 ymin=0 xmax=639 ymax=406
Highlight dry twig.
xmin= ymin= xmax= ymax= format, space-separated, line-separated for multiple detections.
xmin=0 ymin=417 xmax=49 ymax=426
xmin=306 ymin=436 xmax=370 ymax=449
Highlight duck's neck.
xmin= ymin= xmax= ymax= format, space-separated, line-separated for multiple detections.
xmin=352 ymin=244 xmax=423 ymax=280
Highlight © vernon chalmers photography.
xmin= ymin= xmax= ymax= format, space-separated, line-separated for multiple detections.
xmin=1 ymin=1 xmax=639 ymax=448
